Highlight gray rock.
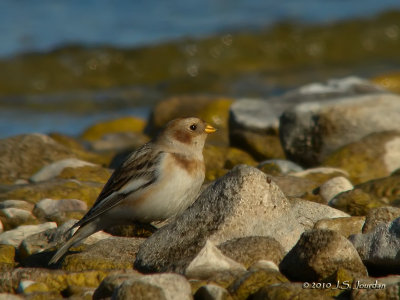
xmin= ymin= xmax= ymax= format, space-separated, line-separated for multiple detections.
xmin=280 ymin=229 xmax=367 ymax=281
xmin=112 ymin=273 xmax=192 ymax=300
xmin=362 ymin=206 xmax=400 ymax=233
xmin=217 ymin=236 xmax=284 ymax=268
xmin=33 ymin=198 xmax=87 ymax=219
xmin=319 ymin=176 xmax=353 ymax=203
xmin=350 ymin=217 xmax=400 ymax=272
xmin=185 ymin=240 xmax=246 ymax=279
xmin=280 ymin=93 xmax=400 ymax=166
xmin=230 ymin=76 xmax=383 ymax=134
xmin=289 ymin=198 xmax=350 ymax=230
xmin=194 ymin=284 xmax=232 ymax=300
xmin=0 ymin=200 xmax=34 ymax=211
xmin=135 ymin=165 xmax=303 ymax=274
xmin=30 ymin=158 xmax=96 ymax=183
xmin=0 ymin=133 xmax=79 ymax=184
xmin=0 ymin=222 xmax=57 ymax=247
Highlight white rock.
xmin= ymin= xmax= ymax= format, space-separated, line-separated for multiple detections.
xmin=30 ymin=158 xmax=96 ymax=182
xmin=384 ymin=137 xmax=400 ymax=173
xmin=33 ymin=198 xmax=87 ymax=218
xmin=248 ymin=260 xmax=280 ymax=272
xmin=185 ymin=240 xmax=246 ymax=279
xmin=320 ymin=176 xmax=353 ymax=203
xmin=0 ymin=222 xmax=57 ymax=247
xmin=17 ymin=280 xmax=35 ymax=293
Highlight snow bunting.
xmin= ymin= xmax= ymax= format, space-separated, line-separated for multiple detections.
xmin=49 ymin=117 xmax=216 ymax=264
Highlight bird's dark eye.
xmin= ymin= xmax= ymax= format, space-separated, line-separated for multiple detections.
xmin=189 ymin=124 xmax=197 ymax=131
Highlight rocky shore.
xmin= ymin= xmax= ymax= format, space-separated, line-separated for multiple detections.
xmin=1 ymin=76 xmax=400 ymax=299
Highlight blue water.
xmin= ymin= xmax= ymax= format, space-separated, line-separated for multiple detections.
xmin=1 ymin=0 xmax=400 ymax=58
xmin=1 ymin=0 xmax=400 ymax=139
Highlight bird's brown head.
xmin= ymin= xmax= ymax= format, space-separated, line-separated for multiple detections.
xmin=156 ymin=117 xmax=216 ymax=155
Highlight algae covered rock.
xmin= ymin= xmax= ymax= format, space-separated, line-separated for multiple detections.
xmin=323 ymin=131 xmax=400 ymax=183
xmin=0 ymin=245 xmax=15 ymax=271
xmin=0 ymin=179 xmax=103 ymax=206
xmin=314 ymin=216 xmax=365 ymax=238
xmin=80 ymin=116 xmax=146 ymax=141
xmin=280 ymin=229 xmax=367 ymax=282
xmin=61 ymin=237 xmax=145 ymax=272
xmin=330 ymin=175 xmax=400 ymax=216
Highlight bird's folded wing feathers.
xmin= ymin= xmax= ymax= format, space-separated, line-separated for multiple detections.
xmin=70 ymin=144 xmax=164 ymax=230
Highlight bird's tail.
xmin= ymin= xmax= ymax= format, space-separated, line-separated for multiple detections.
xmin=48 ymin=222 xmax=98 ymax=265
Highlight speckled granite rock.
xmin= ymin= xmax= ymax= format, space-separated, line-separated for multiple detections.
xmin=112 ymin=273 xmax=192 ymax=300
xmin=217 ymin=236 xmax=284 ymax=268
xmin=280 ymin=229 xmax=367 ymax=282
xmin=135 ymin=165 xmax=303 ymax=274
xmin=280 ymin=93 xmax=400 ymax=167
xmin=362 ymin=206 xmax=400 ymax=233
xmin=323 ymin=131 xmax=400 ymax=183
xmin=350 ymin=217 xmax=400 ymax=274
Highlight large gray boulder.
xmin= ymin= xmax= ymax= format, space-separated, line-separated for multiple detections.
xmin=279 ymin=93 xmax=400 ymax=166
xmin=135 ymin=165 xmax=303 ymax=274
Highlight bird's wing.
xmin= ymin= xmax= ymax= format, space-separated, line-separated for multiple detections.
xmin=70 ymin=143 xmax=164 ymax=230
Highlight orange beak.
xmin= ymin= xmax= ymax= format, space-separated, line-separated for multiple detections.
xmin=204 ymin=124 xmax=217 ymax=134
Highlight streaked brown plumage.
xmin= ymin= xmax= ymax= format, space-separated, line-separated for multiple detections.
xmin=49 ymin=117 xmax=216 ymax=264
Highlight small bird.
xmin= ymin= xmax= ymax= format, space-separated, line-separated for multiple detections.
xmin=49 ymin=117 xmax=216 ymax=264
